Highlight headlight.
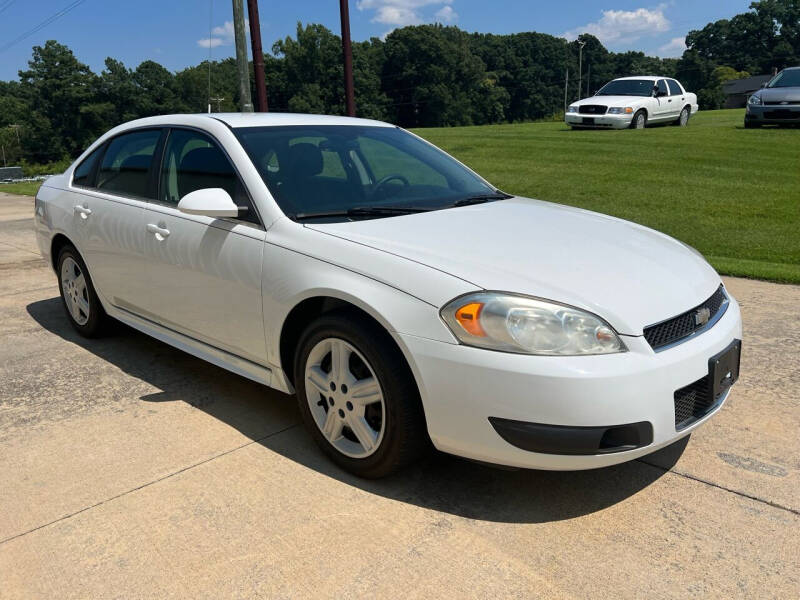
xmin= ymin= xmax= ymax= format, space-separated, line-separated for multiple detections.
xmin=608 ymin=107 xmax=634 ymax=114
xmin=441 ymin=292 xmax=626 ymax=355
xmin=748 ymin=94 xmax=763 ymax=106
xmin=567 ymin=105 xmax=579 ymax=113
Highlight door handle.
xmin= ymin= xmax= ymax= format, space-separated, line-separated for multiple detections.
xmin=668 ymin=99 xmax=673 ymax=102
xmin=147 ymin=223 xmax=170 ymax=240
xmin=73 ymin=204 xmax=92 ymax=219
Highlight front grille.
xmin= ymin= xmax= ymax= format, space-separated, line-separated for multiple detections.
xmin=579 ymin=105 xmax=607 ymax=115
xmin=674 ymin=375 xmax=716 ymax=430
xmin=764 ymin=110 xmax=800 ymax=119
xmin=643 ymin=286 xmax=727 ymax=351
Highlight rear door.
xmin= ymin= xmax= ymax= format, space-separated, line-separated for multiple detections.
xmin=667 ymin=79 xmax=686 ymax=118
xmin=73 ymin=128 xmax=162 ymax=313
xmin=140 ymin=127 xmax=267 ymax=364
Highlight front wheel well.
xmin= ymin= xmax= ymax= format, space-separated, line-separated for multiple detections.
xmin=279 ymin=296 xmax=404 ymax=388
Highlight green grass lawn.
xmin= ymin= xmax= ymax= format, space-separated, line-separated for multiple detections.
xmin=415 ymin=109 xmax=800 ymax=284
xmin=0 ymin=181 xmax=43 ymax=197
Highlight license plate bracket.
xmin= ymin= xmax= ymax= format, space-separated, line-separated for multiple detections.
xmin=709 ymin=339 xmax=741 ymax=401
xmin=582 ymin=117 xmax=596 ymax=125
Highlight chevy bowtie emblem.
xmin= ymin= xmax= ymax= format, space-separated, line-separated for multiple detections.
xmin=695 ymin=307 xmax=711 ymax=326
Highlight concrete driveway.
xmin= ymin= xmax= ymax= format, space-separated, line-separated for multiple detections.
xmin=0 ymin=191 xmax=798 ymax=598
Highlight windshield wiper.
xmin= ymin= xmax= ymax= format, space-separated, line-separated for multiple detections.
xmin=451 ymin=192 xmax=513 ymax=207
xmin=291 ymin=206 xmax=433 ymax=221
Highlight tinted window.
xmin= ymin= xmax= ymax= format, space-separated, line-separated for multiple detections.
xmin=235 ymin=125 xmax=494 ymax=219
xmin=72 ymin=147 xmax=103 ymax=188
xmin=656 ymin=80 xmax=669 ymax=96
xmin=767 ymin=69 xmax=800 ymax=88
xmin=160 ymin=128 xmax=258 ymax=224
xmin=667 ymin=80 xmax=683 ymax=95
xmin=96 ymin=129 xmax=161 ymax=199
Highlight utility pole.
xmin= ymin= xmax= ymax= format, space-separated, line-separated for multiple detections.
xmin=564 ymin=68 xmax=569 ymax=113
xmin=577 ymin=40 xmax=586 ymax=101
xmin=339 ymin=0 xmax=356 ymax=117
xmin=586 ymin=63 xmax=591 ymax=97
xmin=232 ymin=0 xmax=253 ymax=112
xmin=247 ymin=0 xmax=268 ymax=112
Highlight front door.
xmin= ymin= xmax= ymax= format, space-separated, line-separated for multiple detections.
xmin=651 ymin=79 xmax=673 ymax=121
xmin=140 ymin=128 xmax=267 ymax=365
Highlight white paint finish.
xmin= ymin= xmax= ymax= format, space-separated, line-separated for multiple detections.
xmin=66 ymin=189 xmax=151 ymax=311
xmin=35 ymin=112 xmax=744 ymax=471
xmin=142 ymin=202 xmax=267 ymax=365
xmin=306 ymin=197 xmax=721 ymax=335
xmin=565 ymin=76 xmax=699 ymax=129
xmin=177 ymin=188 xmax=239 ymax=217
xmin=401 ymin=297 xmax=742 ymax=470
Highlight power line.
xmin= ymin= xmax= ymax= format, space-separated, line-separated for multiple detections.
xmin=0 ymin=0 xmax=88 ymax=54
xmin=0 ymin=1 xmax=17 ymax=16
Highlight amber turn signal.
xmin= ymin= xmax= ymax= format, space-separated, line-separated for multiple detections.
xmin=454 ymin=302 xmax=486 ymax=337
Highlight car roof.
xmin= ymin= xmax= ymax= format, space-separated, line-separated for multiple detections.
xmin=613 ymin=76 xmax=672 ymax=82
xmin=116 ymin=112 xmax=395 ymax=130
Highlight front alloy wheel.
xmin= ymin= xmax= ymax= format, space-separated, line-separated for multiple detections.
xmin=294 ymin=312 xmax=428 ymax=478
xmin=632 ymin=110 xmax=647 ymax=129
xmin=304 ymin=338 xmax=386 ymax=458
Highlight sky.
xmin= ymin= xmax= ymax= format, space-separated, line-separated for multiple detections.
xmin=0 ymin=1 xmax=754 ymax=81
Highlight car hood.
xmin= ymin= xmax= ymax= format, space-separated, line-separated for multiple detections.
xmin=306 ymin=198 xmax=721 ymax=335
xmin=756 ymin=87 xmax=800 ymax=103
xmin=574 ymin=96 xmax=647 ymax=107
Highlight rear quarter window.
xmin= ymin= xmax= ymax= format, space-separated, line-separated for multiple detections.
xmin=72 ymin=147 xmax=103 ymax=188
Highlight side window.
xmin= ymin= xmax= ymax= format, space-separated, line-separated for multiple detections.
xmin=160 ymin=128 xmax=259 ymax=225
xmin=72 ymin=146 xmax=103 ymax=188
xmin=656 ymin=80 xmax=669 ymax=97
xmin=96 ymin=129 xmax=161 ymax=199
xmin=667 ymin=80 xmax=683 ymax=96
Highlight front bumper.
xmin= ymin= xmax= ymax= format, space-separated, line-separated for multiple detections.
xmin=746 ymin=104 xmax=800 ymax=124
xmin=401 ymin=293 xmax=742 ymax=470
xmin=565 ymin=112 xmax=632 ymax=129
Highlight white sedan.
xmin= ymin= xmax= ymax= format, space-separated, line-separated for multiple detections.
xmin=566 ymin=76 xmax=699 ymax=129
xmin=34 ymin=113 xmax=740 ymax=477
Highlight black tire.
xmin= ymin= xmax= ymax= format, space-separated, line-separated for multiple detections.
xmin=56 ymin=244 xmax=109 ymax=337
xmin=630 ymin=110 xmax=647 ymax=129
xmin=674 ymin=106 xmax=690 ymax=127
xmin=294 ymin=311 xmax=428 ymax=478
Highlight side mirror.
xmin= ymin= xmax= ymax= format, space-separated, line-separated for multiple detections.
xmin=177 ymin=188 xmax=241 ymax=218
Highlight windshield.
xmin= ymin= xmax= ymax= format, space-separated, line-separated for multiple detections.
xmin=596 ymin=79 xmax=655 ymax=97
xmin=234 ymin=125 xmax=498 ymax=221
xmin=768 ymin=69 xmax=800 ymax=88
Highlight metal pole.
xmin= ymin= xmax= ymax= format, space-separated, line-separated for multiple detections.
xmin=232 ymin=0 xmax=253 ymax=112
xmin=577 ymin=41 xmax=585 ymax=100
xmin=586 ymin=63 xmax=591 ymax=96
xmin=564 ymin=68 xmax=568 ymax=113
xmin=339 ymin=0 xmax=356 ymax=117
xmin=247 ymin=0 xmax=268 ymax=112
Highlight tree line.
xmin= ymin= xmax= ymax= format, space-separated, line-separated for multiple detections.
xmin=0 ymin=0 xmax=797 ymax=166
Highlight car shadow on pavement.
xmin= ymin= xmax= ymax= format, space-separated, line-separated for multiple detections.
xmin=27 ymin=296 xmax=688 ymax=524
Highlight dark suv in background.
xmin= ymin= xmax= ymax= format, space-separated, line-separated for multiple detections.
xmin=745 ymin=67 xmax=800 ymax=128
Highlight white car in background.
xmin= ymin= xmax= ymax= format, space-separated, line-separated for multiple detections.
xmin=34 ymin=113 xmax=740 ymax=478
xmin=566 ymin=76 xmax=699 ymax=129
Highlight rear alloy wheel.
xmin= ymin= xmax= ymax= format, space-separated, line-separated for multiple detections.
xmin=631 ymin=110 xmax=647 ymax=130
xmin=57 ymin=245 xmax=109 ymax=337
xmin=294 ymin=312 xmax=428 ymax=477
xmin=677 ymin=107 xmax=690 ymax=127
